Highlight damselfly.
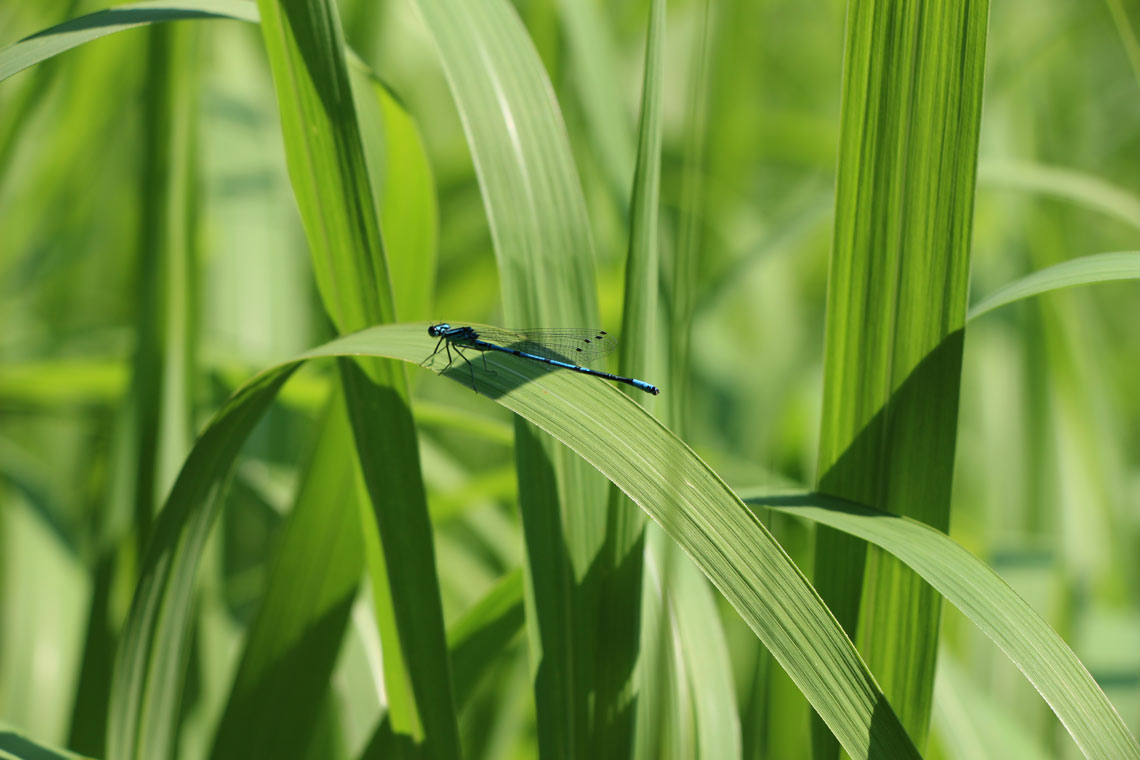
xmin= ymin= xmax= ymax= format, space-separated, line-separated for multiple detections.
xmin=422 ymin=324 xmax=660 ymax=395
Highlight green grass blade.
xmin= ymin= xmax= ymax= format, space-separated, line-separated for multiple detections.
xmin=0 ymin=727 xmax=96 ymax=760
xmin=412 ymin=0 xmax=610 ymax=753
xmin=254 ymin=0 xmax=387 ymax=331
xmin=107 ymin=368 xmax=297 ymax=760
xmin=348 ymin=66 xmax=438 ymax=322
xmin=210 ymin=391 xmax=362 ymax=760
xmin=412 ymin=0 xmax=600 ymax=326
xmin=170 ymin=322 xmax=920 ymax=760
xmin=447 ymin=568 xmax=526 ymax=708
xmin=0 ymin=0 xmax=258 ymax=83
xmin=554 ymin=0 xmax=635 ymax=209
xmin=815 ymin=1 xmax=988 ymax=753
xmin=140 ymin=20 xmax=198 ymax=513
xmin=41 ymin=1 xmax=454 ymax=756
xmin=101 ymin=19 xmax=199 ymax=760
xmin=0 ymin=358 xmax=125 ymax=408
xmin=635 ymin=535 xmax=693 ymax=760
xmin=659 ymin=535 xmax=741 ymax=760
xmin=667 ymin=0 xmax=713 ymax=423
xmin=359 ymin=568 xmax=527 ymax=756
xmin=968 ymin=251 xmax=1140 ymax=321
xmin=649 ymin=7 xmax=742 ymax=753
xmin=253 ymin=0 xmax=458 ymax=756
xmin=744 ymin=490 xmax=1140 ymax=760
xmin=595 ymin=0 xmax=665 ymax=754
xmin=979 ymin=161 xmax=1140 ymax=232
xmin=1104 ymin=0 xmax=1140 ymax=86
xmin=618 ymin=0 xmax=664 ymax=389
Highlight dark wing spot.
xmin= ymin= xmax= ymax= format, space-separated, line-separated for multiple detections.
xmin=576 ymin=347 xmax=583 ymax=352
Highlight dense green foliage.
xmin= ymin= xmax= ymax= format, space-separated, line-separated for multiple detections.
xmin=2 ymin=0 xmax=1139 ymax=758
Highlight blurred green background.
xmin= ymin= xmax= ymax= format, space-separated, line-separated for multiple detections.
xmin=1 ymin=0 xmax=1139 ymax=758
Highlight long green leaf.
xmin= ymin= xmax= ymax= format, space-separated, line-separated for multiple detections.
xmin=107 ymin=367 xmax=296 ymax=760
xmin=978 ymin=161 xmax=1140 ymax=233
xmin=594 ymin=0 xmax=665 ymax=755
xmin=210 ymin=391 xmax=362 ymax=760
xmin=447 ymin=568 xmax=526 ymax=708
xmin=743 ymin=490 xmax=1140 ymax=760
xmin=654 ymin=6 xmax=742 ymax=755
xmin=554 ymin=0 xmax=635 ymax=209
xmin=0 ymin=0 xmax=258 ymax=83
xmin=968 ymin=251 xmax=1140 ymax=321
xmin=32 ymin=2 xmax=454 ymax=757
xmin=657 ymin=533 xmax=741 ymax=760
xmin=99 ymin=17 xmax=199 ymax=760
xmin=254 ymin=0 xmax=457 ymax=757
xmin=132 ymin=322 xmax=920 ymax=759
xmin=135 ymin=18 xmax=199 ymax=533
xmin=410 ymin=0 xmax=600 ymax=326
xmin=358 ymin=568 xmax=527 ymax=756
xmin=411 ymin=0 xmax=609 ymax=754
xmin=1104 ymin=0 xmax=1140 ymax=87
xmin=0 ymin=0 xmax=407 ymax=89
xmin=814 ymin=2 xmax=988 ymax=754
xmin=0 ymin=727 xmax=95 ymax=760
xmin=349 ymin=69 xmax=438 ymax=323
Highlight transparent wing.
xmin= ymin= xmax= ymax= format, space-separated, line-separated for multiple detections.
xmin=473 ymin=327 xmax=618 ymax=364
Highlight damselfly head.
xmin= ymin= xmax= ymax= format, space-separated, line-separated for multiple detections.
xmin=428 ymin=323 xmax=451 ymax=337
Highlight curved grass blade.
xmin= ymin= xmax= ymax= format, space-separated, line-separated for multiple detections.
xmin=252 ymin=0 xmax=457 ymax=755
xmin=410 ymin=0 xmax=612 ymax=752
xmin=27 ymin=2 xmax=455 ymax=756
xmin=978 ymin=161 xmax=1140 ymax=233
xmin=210 ymin=391 xmax=362 ymax=760
xmin=743 ymin=489 xmax=1140 ymax=760
xmin=0 ymin=728 xmax=95 ymax=760
xmin=108 ymin=367 xmax=297 ymax=760
xmin=967 ymin=251 xmax=1140 ymax=321
xmin=447 ymin=568 xmax=526 ymax=708
xmin=121 ymin=322 xmax=920 ymax=760
xmin=0 ymin=0 xmax=258 ymax=83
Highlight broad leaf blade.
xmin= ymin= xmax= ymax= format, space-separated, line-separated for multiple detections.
xmin=411 ymin=0 xmax=608 ymax=754
xmin=254 ymin=0 xmax=459 ymax=755
xmin=814 ymin=1 xmax=988 ymax=753
xmin=109 ymin=322 xmax=924 ymax=760
xmin=210 ymin=391 xmax=362 ymax=760
xmin=108 ymin=368 xmax=297 ymax=760
xmin=745 ymin=490 xmax=1140 ymax=760
xmin=309 ymin=323 xmax=924 ymax=760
